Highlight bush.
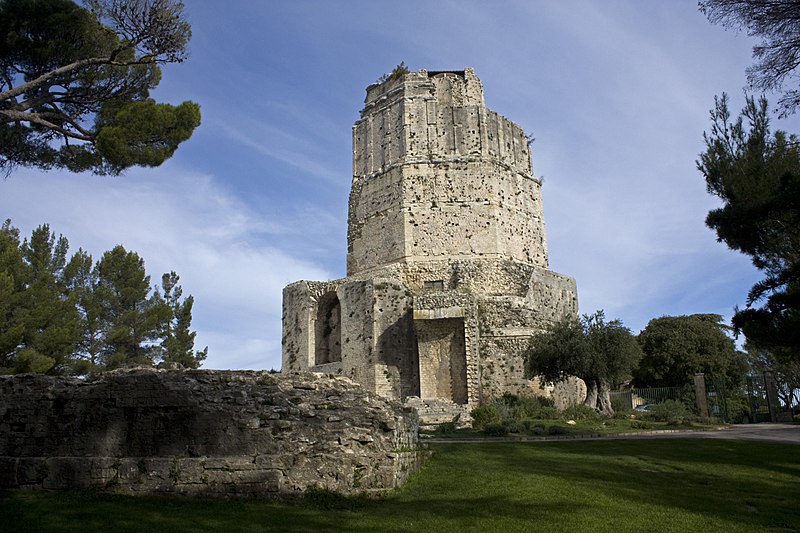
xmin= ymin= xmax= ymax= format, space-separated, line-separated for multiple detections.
xmin=522 ymin=420 xmax=547 ymax=435
xmin=612 ymin=409 xmax=633 ymax=420
xmin=435 ymin=421 xmax=457 ymax=434
xmin=725 ymin=396 xmax=751 ymax=424
xmin=630 ymin=420 xmax=653 ymax=430
xmin=548 ymin=425 xmax=570 ymax=435
xmin=793 ymin=413 xmax=800 ymax=425
xmin=499 ymin=393 xmax=557 ymax=419
xmin=484 ymin=422 xmax=509 ymax=437
xmin=611 ymin=394 xmax=632 ymax=413
xmin=562 ymin=404 xmax=601 ymax=422
xmin=536 ymin=406 xmax=560 ymax=420
xmin=471 ymin=404 xmax=503 ymax=431
xmin=473 ymin=394 xmax=558 ymax=433
xmin=646 ymin=400 xmax=692 ymax=423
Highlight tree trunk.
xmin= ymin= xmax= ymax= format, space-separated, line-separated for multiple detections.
xmin=584 ymin=379 xmax=598 ymax=409
xmin=596 ymin=377 xmax=614 ymax=417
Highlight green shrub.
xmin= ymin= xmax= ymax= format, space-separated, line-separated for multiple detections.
xmin=562 ymin=404 xmax=601 ymax=422
xmin=484 ymin=422 xmax=509 ymax=437
xmin=726 ymin=396 xmax=751 ymax=424
xmin=536 ymin=406 xmax=560 ymax=420
xmin=473 ymin=394 xmax=559 ymax=432
xmin=630 ymin=420 xmax=653 ymax=430
xmin=548 ymin=425 xmax=569 ymax=435
xmin=647 ymin=400 xmax=692 ymax=422
xmin=793 ymin=413 xmax=800 ymax=425
xmin=612 ymin=409 xmax=633 ymax=420
xmin=611 ymin=395 xmax=632 ymax=413
xmin=435 ymin=421 xmax=457 ymax=434
xmin=499 ymin=393 xmax=556 ymax=419
xmin=471 ymin=404 xmax=502 ymax=430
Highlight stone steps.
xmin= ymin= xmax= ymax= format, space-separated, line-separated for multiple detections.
xmin=404 ymin=397 xmax=472 ymax=427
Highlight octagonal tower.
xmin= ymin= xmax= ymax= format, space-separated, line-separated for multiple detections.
xmin=283 ymin=69 xmax=579 ymax=423
xmin=348 ymin=68 xmax=548 ymax=276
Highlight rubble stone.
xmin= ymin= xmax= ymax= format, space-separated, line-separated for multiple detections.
xmin=0 ymin=369 xmax=424 ymax=496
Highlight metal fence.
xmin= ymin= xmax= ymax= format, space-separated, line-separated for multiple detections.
xmin=610 ymin=386 xmax=684 ymax=410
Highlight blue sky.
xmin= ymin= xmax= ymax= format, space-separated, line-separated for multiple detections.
xmin=2 ymin=0 xmax=798 ymax=370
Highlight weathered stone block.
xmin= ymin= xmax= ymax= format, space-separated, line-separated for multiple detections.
xmin=0 ymin=370 xmax=423 ymax=496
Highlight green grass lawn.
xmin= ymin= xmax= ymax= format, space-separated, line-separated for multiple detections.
xmin=1 ymin=439 xmax=797 ymax=532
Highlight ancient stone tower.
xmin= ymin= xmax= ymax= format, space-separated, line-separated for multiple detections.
xmin=283 ymin=68 xmax=578 ymax=422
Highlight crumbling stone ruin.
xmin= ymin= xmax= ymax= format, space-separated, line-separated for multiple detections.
xmin=0 ymin=369 xmax=423 ymax=496
xmin=283 ymin=68 xmax=578 ymax=423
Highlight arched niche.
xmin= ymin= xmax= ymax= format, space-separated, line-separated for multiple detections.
xmin=315 ymin=292 xmax=342 ymax=365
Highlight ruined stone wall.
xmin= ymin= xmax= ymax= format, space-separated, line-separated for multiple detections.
xmin=0 ymin=370 xmax=424 ymax=496
xmin=369 ymin=279 xmax=418 ymax=401
xmin=283 ymin=279 xmax=421 ymax=404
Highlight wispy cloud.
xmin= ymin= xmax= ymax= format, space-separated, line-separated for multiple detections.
xmin=0 ymin=166 xmax=332 ymax=370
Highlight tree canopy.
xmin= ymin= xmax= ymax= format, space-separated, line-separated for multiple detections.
xmin=0 ymin=0 xmax=200 ymax=175
xmin=745 ymin=340 xmax=799 ymax=409
xmin=697 ymin=95 xmax=800 ymax=363
xmin=525 ymin=311 xmax=642 ymax=416
xmin=635 ymin=314 xmax=747 ymax=389
xmin=701 ymin=0 xmax=800 ymax=116
xmin=0 ymin=219 xmax=206 ymax=374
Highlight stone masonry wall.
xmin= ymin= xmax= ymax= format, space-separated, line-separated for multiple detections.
xmin=0 ymin=369 xmax=424 ymax=496
xmin=347 ymin=69 xmax=548 ymax=276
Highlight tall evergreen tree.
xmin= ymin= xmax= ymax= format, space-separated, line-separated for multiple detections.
xmin=0 ymin=220 xmax=206 ymax=373
xmin=159 ymin=271 xmax=206 ymax=368
xmin=0 ymin=220 xmax=25 ymax=373
xmin=95 ymin=245 xmax=169 ymax=368
xmin=700 ymin=0 xmax=800 ymax=116
xmin=0 ymin=0 xmax=200 ymax=175
xmin=16 ymin=224 xmax=81 ymax=373
xmin=63 ymin=248 xmax=102 ymax=372
xmin=697 ymin=95 xmax=800 ymax=363
xmin=0 ymin=222 xmax=81 ymax=373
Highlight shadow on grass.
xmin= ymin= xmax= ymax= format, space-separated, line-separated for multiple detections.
xmin=1 ymin=440 xmax=798 ymax=532
xmin=458 ymin=439 xmax=799 ymax=530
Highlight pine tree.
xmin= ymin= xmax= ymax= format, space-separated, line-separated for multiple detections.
xmin=95 ymin=245 xmax=168 ymax=368
xmin=0 ymin=223 xmax=81 ymax=374
xmin=19 ymin=225 xmax=81 ymax=373
xmin=0 ymin=220 xmax=25 ymax=373
xmin=159 ymin=271 xmax=207 ymax=368
xmin=1 ymin=220 xmax=207 ymax=374
xmin=63 ymin=248 xmax=103 ymax=373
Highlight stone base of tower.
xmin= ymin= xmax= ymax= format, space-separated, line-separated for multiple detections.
xmin=281 ymin=259 xmax=578 ymax=422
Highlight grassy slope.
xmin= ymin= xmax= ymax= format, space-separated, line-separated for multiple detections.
xmin=1 ymin=439 xmax=797 ymax=532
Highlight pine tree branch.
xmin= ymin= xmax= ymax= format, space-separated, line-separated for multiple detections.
xmin=0 ymin=109 xmax=94 ymax=142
